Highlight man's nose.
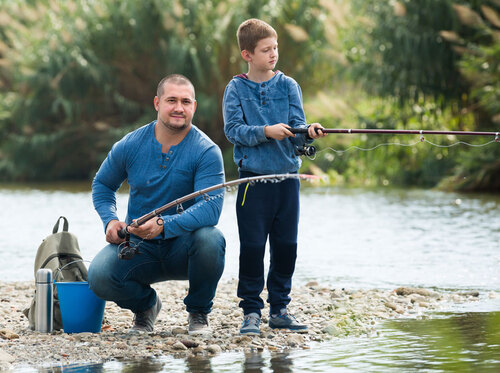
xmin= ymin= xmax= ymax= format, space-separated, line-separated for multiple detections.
xmin=173 ymin=100 xmax=184 ymax=111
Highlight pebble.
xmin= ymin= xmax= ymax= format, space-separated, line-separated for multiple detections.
xmin=0 ymin=280 xmax=488 ymax=370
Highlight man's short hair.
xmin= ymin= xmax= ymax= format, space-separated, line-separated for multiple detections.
xmin=237 ymin=18 xmax=277 ymax=53
xmin=157 ymin=74 xmax=195 ymax=99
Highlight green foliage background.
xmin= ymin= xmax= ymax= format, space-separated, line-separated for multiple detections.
xmin=0 ymin=0 xmax=498 ymax=191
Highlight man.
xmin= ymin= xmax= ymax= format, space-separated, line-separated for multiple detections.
xmin=88 ymin=74 xmax=226 ymax=335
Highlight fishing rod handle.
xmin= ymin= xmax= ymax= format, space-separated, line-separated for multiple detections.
xmin=117 ymin=227 xmax=128 ymax=239
xmin=289 ymin=127 xmax=310 ymax=134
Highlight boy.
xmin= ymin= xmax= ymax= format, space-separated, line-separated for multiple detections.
xmin=222 ymin=18 xmax=326 ymax=335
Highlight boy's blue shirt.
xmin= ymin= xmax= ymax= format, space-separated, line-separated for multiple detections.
xmin=92 ymin=121 xmax=225 ymax=239
xmin=223 ymin=71 xmax=311 ymax=174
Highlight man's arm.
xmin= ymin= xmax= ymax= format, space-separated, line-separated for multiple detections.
xmin=92 ymin=140 xmax=128 ymax=242
xmin=160 ymin=145 xmax=225 ymax=239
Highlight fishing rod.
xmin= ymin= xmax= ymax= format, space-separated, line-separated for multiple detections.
xmin=290 ymin=127 xmax=499 ymax=136
xmin=290 ymin=127 xmax=499 ymax=156
xmin=117 ymin=173 xmax=320 ymax=259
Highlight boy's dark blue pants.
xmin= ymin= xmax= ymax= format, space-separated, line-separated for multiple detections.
xmin=236 ymin=171 xmax=300 ymax=316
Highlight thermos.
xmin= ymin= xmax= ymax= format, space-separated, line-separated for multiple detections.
xmin=35 ymin=268 xmax=53 ymax=332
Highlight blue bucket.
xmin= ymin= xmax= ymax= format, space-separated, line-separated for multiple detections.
xmin=55 ymin=281 xmax=105 ymax=333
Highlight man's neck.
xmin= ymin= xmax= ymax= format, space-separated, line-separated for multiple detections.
xmin=154 ymin=122 xmax=191 ymax=153
xmin=246 ymin=66 xmax=275 ymax=83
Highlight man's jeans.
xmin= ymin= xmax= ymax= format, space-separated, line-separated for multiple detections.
xmin=88 ymin=226 xmax=225 ymax=314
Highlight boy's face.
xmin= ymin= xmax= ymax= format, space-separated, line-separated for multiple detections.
xmin=245 ymin=37 xmax=278 ymax=71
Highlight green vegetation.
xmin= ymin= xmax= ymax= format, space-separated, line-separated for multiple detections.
xmin=0 ymin=0 xmax=498 ymax=191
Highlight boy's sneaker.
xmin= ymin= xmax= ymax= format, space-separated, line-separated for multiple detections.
xmin=130 ymin=297 xmax=162 ymax=333
xmin=269 ymin=308 xmax=308 ymax=332
xmin=188 ymin=312 xmax=212 ymax=335
xmin=240 ymin=313 xmax=261 ymax=335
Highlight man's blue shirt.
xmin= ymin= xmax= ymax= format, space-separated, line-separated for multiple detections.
xmin=92 ymin=121 xmax=225 ymax=239
xmin=223 ymin=71 xmax=311 ymax=174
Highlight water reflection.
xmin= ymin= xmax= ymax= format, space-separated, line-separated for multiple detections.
xmin=384 ymin=311 xmax=500 ymax=372
xmin=242 ymin=351 xmax=292 ymax=373
xmin=185 ymin=355 xmax=212 ymax=372
xmin=27 ymin=312 xmax=500 ymax=372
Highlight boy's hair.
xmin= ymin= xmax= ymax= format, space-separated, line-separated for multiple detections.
xmin=157 ymin=74 xmax=195 ymax=99
xmin=237 ymin=18 xmax=277 ymax=53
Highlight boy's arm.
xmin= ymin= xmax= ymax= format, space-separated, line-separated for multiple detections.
xmin=223 ymin=83 xmax=268 ymax=147
xmin=287 ymin=80 xmax=313 ymax=146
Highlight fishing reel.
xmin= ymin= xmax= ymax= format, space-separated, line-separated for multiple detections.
xmin=295 ymin=145 xmax=316 ymax=157
xmin=117 ymin=228 xmax=140 ymax=260
xmin=118 ymin=243 xmax=139 ymax=260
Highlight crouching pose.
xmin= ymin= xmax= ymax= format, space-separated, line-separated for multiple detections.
xmin=89 ymin=74 xmax=226 ymax=335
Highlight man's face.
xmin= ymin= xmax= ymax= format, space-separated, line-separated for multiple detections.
xmin=154 ymin=82 xmax=197 ymax=132
xmin=247 ymin=37 xmax=278 ymax=71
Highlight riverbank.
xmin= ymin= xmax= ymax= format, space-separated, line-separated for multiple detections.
xmin=0 ymin=280 xmax=495 ymax=370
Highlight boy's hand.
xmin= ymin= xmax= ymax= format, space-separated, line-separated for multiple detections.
xmin=264 ymin=123 xmax=295 ymax=140
xmin=308 ymin=123 xmax=327 ymax=139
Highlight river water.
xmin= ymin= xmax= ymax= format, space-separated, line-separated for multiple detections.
xmin=1 ymin=183 xmax=499 ymax=372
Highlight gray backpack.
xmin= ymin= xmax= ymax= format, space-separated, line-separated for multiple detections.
xmin=23 ymin=216 xmax=88 ymax=330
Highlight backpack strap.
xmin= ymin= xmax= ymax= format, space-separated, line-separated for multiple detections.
xmin=52 ymin=216 xmax=69 ymax=233
xmin=40 ymin=253 xmax=83 ymax=269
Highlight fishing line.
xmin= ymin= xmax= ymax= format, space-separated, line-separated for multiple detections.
xmin=307 ymin=137 xmax=498 ymax=159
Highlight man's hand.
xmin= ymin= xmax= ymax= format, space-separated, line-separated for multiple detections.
xmin=127 ymin=218 xmax=164 ymax=240
xmin=264 ymin=123 xmax=296 ymax=140
xmin=308 ymin=123 xmax=327 ymax=139
xmin=105 ymin=220 xmax=127 ymax=244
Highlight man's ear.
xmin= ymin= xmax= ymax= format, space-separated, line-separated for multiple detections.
xmin=241 ymin=50 xmax=252 ymax=62
xmin=153 ymin=96 xmax=159 ymax=111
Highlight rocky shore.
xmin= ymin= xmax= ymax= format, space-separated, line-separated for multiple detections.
xmin=0 ymin=280 xmax=494 ymax=370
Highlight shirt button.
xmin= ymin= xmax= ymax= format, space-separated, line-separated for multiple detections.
xmin=166 ymin=157 xmax=169 ymax=161
xmin=262 ymin=101 xmax=266 ymax=105
xmin=261 ymin=83 xmax=266 ymax=87
xmin=169 ymin=151 xmax=173 ymax=154
xmin=162 ymin=165 xmax=166 ymax=169
xmin=261 ymin=91 xmax=265 ymax=95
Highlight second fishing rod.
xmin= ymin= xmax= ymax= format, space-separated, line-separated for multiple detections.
xmin=290 ymin=126 xmax=499 ymax=157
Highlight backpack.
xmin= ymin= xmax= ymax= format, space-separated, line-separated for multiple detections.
xmin=23 ymin=216 xmax=88 ymax=330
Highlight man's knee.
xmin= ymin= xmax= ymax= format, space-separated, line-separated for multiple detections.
xmin=87 ymin=245 xmax=120 ymax=299
xmin=192 ymin=226 xmax=226 ymax=255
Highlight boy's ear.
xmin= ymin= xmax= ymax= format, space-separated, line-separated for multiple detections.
xmin=241 ymin=50 xmax=252 ymax=62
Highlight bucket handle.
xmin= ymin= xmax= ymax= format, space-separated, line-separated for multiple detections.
xmin=54 ymin=259 xmax=90 ymax=283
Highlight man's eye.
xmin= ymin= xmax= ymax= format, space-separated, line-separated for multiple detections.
xmin=183 ymin=100 xmax=191 ymax=105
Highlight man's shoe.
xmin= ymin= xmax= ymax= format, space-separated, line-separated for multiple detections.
xmin=129 ymin=297 xmax=162 ymax=333
xmin=188 ymin=312 xmax=211 ymax=335
xmin=240 ymin=313 xmax=261 ymax=336
xmin=269 ymin=308 xmax=308 ymax=331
